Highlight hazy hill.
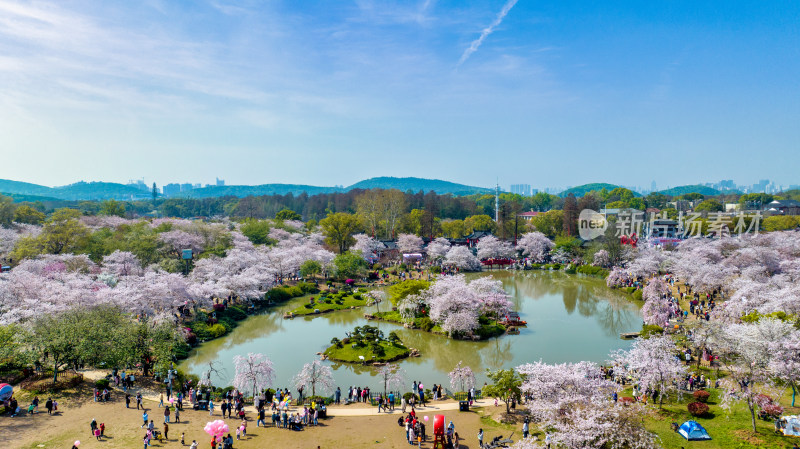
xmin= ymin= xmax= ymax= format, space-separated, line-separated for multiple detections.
xmin=346 ymin=177 xmax=492 ymax=195
xmin=559 ymin=183 xmax=638 ymax=197
xmin=175 ymin=184 xmax=340 ymax=198
xmin=657 ymin=185 xmax=722 ymax=197
xmin=0 ymin=179 xmax=54 ymax=197
xmin=53 ymin=182 xmax=148 ymax=200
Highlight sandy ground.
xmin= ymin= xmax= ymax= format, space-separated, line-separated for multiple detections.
xmin=2 ymin=379 xmax=524 ymax=449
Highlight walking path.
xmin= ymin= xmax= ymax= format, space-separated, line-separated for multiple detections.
xmin=78 ymin=369 xmax=488 ymax=417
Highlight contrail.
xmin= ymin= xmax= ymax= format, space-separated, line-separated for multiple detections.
xmin=458 ymin=0 xmax=519 ymax=65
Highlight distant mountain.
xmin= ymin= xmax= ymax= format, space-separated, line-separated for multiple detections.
xmin=559 ymin=183 xmax=641 ymax=197
xmin=0 ymin=176 xmax=491 ymax=201
xmin=0 ymin=179 xmax=54 ymax=197
xmin=0 ymin=179 xmax=150 ymax=201
xmin=0 ymin=192 xmax=62 ymax=203
xmin=175 ymin=184 xmax=340 ymax=199
xmin=657 ymin=185 xmax=721 ymax=197
xmin=346 ymin=177 xmax=492 ymax=195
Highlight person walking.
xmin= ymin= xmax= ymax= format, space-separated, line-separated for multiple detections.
xmin=137 ymin=393 xmax=143 ymax=410
xmin=90 ymin=418 xmax=98 ymax=436
xmin=164 ymin=422 xmax=169 ymax=441
xmin=141 ymin=412 xmax=148 ymax=428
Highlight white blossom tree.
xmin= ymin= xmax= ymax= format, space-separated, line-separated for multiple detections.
xmin=377 ymin=363 xmax=406 ymax=395
xmin=448 ymin=361 xmax=475 ymax=393
xmin=516 ymin=232 xmax=553 ymax=263
xmin=476 ymin=235 xmax=514 ymax=260
xmin=444 ymin=246 xmax=481 ymax=271
xmin=425 ymin=237 xmax=451 ymax=263
xmin=610 ymin=335 xmax=686 ymax=407
xmin=770 ymin=330 xmax=800 ymax=406
xmin=352 ymin=234 xmax=385 ymax=262
xmin=397 ymin=233 xmax=424 ymax=254
xmin=593 ymin=249 xmax=610 ymax=267
xmin=293 ymin=360 xmax=335 ymax=397
xmin=232 ymin=353 xmax=275 ymax=399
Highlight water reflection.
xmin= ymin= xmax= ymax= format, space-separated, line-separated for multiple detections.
xmin=181 ymin=272 xmax=642 ymax=388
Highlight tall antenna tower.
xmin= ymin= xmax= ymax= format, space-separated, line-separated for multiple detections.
xmin=495 ymin=179 xmax=500 ymax=223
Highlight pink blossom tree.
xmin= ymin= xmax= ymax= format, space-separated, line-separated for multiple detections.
xmin=592 ymin=249 xmax=610 ymax=267
xmin=352 ymin=234 xmax=385 ymax=262
xmin=293 ymin=360 xmax=335 ymax=397
xmin=232 ymin=353 xmax=275 ymax=399
xmin=448 ymin=361 xmax=475 ymax=392
xmin=516 ymin=360 xmax=658 ymax=449
xmin=606 ymin=268 xmax=632 ymax=288
xmin=516 ymin=232 xmax=553 ymax=263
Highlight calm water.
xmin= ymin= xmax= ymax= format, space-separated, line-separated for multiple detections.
xmin=180 ymin=271 xmax=642 ymax=391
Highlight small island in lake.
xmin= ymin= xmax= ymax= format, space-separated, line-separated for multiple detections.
xmin=324 ymin=325 xmax=415 ymax=364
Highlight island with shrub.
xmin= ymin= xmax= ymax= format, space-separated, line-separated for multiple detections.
xmin=323 ymin=325 xmax=416 ymax=364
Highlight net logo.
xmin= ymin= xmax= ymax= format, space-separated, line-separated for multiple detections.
xmin=578 ymin=209 xmax=607 ymax=240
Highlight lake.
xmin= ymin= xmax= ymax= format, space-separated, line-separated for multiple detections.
xmin=180 ymin=271 xmax=642 ymax=392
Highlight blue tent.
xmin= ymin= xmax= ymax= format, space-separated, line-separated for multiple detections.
xmin=679 ymin=420 xmax=712 ymax=441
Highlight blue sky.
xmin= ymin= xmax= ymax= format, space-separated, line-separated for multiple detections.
xmin=0 ymin=0 xmax=798 ymax=190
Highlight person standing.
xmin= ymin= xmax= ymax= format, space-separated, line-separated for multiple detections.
xmin=45 ymin=398 xmax=53 ymax=415
xmin=522 ymin=419 xmax=529 ymax=439
xmin=478 ymin=428 xmax=483 ymax=448
xmin=90 ymin=418 xmax=98 ymax=436
xmin=164 ymin=422 xmax=169 ymax=441
xmin=126 ymin=393 xmax=131 ymax=408
xmin=164 ymin=405 xmax=170 ymax=423
xmin=137 ymin=393 xmax=143 ymax=410
xmin=335 ymin=387 xmax=341 ymax=405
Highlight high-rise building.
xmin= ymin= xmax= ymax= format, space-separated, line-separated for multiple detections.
xmin=216 ymin=177 xmax=225 ymax=186
xmin=163 ymin=183 xmax=181 ymax=196
xmin=180 ymin=183 xmax=193 ymax=192
xmin=510 ymin=184 xmax=531 ymax=196
xmin=650 ymin=181 xmax=657 ymax=192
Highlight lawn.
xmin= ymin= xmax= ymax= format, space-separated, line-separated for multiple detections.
xmin=324 ymin=341 xmax=410 ymax=363
xmin=632 ymin=386 xmax=800 ymax=448
xmin=290 ymin=292 xmax=369 ymax=315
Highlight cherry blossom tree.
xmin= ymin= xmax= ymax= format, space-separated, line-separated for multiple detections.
xmin=352 ymin=234 xmax=385 ymax=262
xmin=377 ymin=363 xmax=406 ymax=395
xmin=293 ymin=360 xmax=335 ymax=397
xmin=711 ymin=318 xmax=793 ymax=431
xmin=425 ymin=237 xmax=451 ymax=263
xmin=232 ymin=353 xmax=275 ymax=399
xmin=516 ymin=232 xmax=553 ymax=263
xmin=476 ymin=235 xmax=514 ymax=260
xmin=397 ymin=233 xmax=424 ymax=254
xmin=610 ymin=335 xmax=686 ymax=407
xmin=444 ymin=246 xmax=481 ymax=271
xmin=770 ymin=330 xmax=800 ymax=406
xmin=158 ymin=229 xmax=205 ymax=255
xmin=102 ymin=250 xmax=143 ymax=277
xmin=517 ymin=360 xmax=658 ymax=449
xmin=606 ymin=268 xmax=632 ymax=288
xmin=592 ymin=249 xmax=610 ymax=267
xmin=448 ymin=361 xmax=475 ymax=392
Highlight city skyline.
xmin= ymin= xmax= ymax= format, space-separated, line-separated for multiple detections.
xmin=1 ymin=1 xmax=798 ymax=188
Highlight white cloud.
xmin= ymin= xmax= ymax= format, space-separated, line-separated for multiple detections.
xmin=458 ymin=0 xmax=518 ymax=65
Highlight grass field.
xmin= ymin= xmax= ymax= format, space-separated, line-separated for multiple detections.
xmin=323 ymin=341 xmax=410 ymax=363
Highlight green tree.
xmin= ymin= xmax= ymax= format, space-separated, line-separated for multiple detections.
xmin=99 ymin=199 xmax=126 ymax=217
xmin=483 ymin=368 xmax=523 ymax=413
xmin=680 ymin=192 xmax=704 ymax=201
xmin=240 ymin=219 xmax=274 ymax=245
xmin=645 ymin=192 xmax=668 ymax=209
xmin=529 ymin=209 xmax=563 ymax=239
xmin=463 ymin=214 xmax=496 ymax=234
xmin=39 ymin=208 xmax=89 ymax=254
xmin=387 ymin=279 xmax=430 ymax=306
xmin=300 ymin=259 xmax=322 ymax=279
xmin=333 ymin=251 xmax=368 ymax=280
xmin=440 ymin=219 xmax=466 ymax=239
xmin=562 ymin=194 xmax=579 ymax=236
xmin=0 ymin=195 xmax=15 ymax=227
xmin=275 ymin=208 xmax=302 ymax=221
xmin=13 ymin=204 xmax=46 ymax=225
xmin=694 ymin=199 xmax=723 ymax=212
xmin=320 ymin=212 xmax=362 ymax=253
xmin=762 ymin=215 xmax=800 ymax=232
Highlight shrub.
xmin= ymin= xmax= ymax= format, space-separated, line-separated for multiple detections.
xmin=693 ymin=390 xmax=710 ymax=403
xmin=353 ymin=293 xmax=363 ymax=300
xmin=624 ymin=287 xmax=637 ymax=294
xmin=687 ymin=402 xmax=709 ymax=417
xmin=564 ymin=264 xmax=577 ymax=274
xmin=95 ymin=378 xmax=111 ymax=389
xmin=208 ymin=324 xmax=227 ymax=338
xmin=576 ymin=265 xmax=609 ymax=278
xmin=403 ymin=392 xmax=416 ymax=402
xmin=288 ymin=286 xmax=303 ymax=297
xmin=266 ymin=287 xmax=292 ymax=302
xmin=632 ymin=290 xmax=643 ymax=301
xmin=297 ymin=282 xmax=319 ymax=294
xmin=189 ymin=322 xmax=211 ymax=340
xmin=185 ymin=332 xmax=198 ymax=345
xmin=221 ymin=306 xmax=247 ymax=321
xmin=304 ymin=304 xmax=313 ymax=309
xmin=762 ymin=403 xmax=784 ymax=419
xmin=430 ymin=266 xmax=442 ymax=274
xmin=640 ymin=324 xmax=664 ymax=339
xmin=417 ymin=317 xmax=435 ymax=332
xmin=372 ymin=263 xmax=382 ymax=270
